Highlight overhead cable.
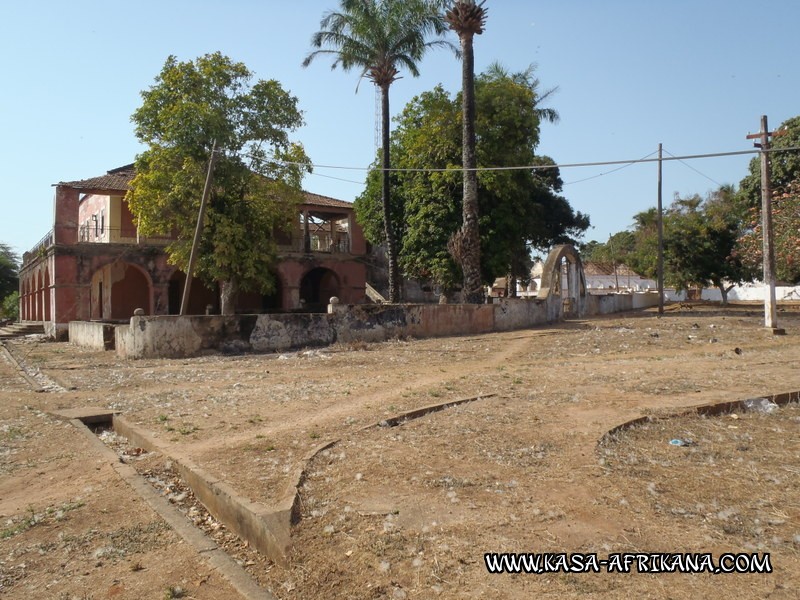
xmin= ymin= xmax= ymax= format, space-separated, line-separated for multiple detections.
xmin=241 ymin=146 xmax=800 ymax=175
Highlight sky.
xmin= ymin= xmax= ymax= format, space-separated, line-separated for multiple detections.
xmin=1 ymin=0 xmax=798 ymax=260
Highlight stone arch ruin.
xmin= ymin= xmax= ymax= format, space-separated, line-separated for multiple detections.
xmin=536 ymin=244 xmax=587 ymax=318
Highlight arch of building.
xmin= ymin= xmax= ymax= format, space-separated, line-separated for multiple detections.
xmin=42 ymin=267 xmax=51 ymax=323
xmin=20 ymin=276 xmax=27 ymax=320
xmin=89 ymin=261 xmax=153 ymax=320
xmin=236 ymin=272 xmax=284 ymax=314
xmin=166 ymin=270 xmax=222 ymax=315
xmin=21 ymin=266 xmax=46 ymax=322
xmin=300 ymin=267 xmax=340 ymax=312
xmin=536 ymin=244 xmax=587 ymax=318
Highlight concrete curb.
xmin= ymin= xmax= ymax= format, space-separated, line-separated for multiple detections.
xmin=53 ymin=393 xmax=498 ymax=581
xmin=599 ymin=390 xmax=800 ymax=444
xmin=65 ymin=414 xmax=277 ymax=600
xmin=0 ymin=341 xmax=44 ymax=392
xmin=112 ymin=416 xmax=293 ymax=567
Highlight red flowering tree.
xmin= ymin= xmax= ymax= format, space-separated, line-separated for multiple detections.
xmin=735 ymin=180 xmax=800 ymax=284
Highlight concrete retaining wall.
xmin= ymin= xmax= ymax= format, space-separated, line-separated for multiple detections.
xmin=68 ymin=321 xmax=116 ymax=351
xmin=111 ymin=291 xmax=655 ymax=359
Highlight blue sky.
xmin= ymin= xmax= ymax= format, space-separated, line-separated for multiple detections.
xmin=1 ymin=1 xmax=798 ymax=259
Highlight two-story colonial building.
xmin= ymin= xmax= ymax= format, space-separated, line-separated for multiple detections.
xmin=19 ymin=165 xmax=368 ymax=338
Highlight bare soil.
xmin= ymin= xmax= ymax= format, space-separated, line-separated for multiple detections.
xmin=1 ymin=303 xmax=799 ymax=599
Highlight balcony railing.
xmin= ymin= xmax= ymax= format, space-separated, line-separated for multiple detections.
xmin=78 ymin=225 xmax=173 ymax=244
xmin=278 ymin=233 xmax=351 ymax=254
xmin=22 ymin=229 xmax=54 ymax=264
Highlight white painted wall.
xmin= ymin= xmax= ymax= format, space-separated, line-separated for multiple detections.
xmin=665 ymin=283 xmax=800 ymax=302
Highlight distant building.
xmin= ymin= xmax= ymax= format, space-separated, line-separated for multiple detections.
xmin=582 ymin=262 xmax=656 ymax=292
xmin=19 ymin=165 xmax=368 ymax=338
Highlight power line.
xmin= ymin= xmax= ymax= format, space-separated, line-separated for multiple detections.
xmin=245 ymin=146 xmax=800 ymax=174
xmin=308 ymin=171 xmax=366 ymax=185
xmin=562 ymin=150 xmax=659 ymax=186
xmin=662 ymin=147 xmax=723 ymax=187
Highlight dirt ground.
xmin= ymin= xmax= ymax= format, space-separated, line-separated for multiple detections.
xmin=1 ymin=303 xmax=799 ymax=599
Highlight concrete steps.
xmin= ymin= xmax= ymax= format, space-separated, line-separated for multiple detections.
xmin=365 ymin=282 xmax=388 ymax=304
xmin=0 ymin=322 xmax=45 ymax=340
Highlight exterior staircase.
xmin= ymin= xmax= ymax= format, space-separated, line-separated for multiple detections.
xmin=365 ymin=282 xmax=388 ymax=304
xmin=0 ymin=322 xmax=46 ymax=340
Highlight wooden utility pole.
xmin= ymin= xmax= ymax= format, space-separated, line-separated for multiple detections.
xmin=656 ymin=143 xmax=664 ymax=314
xmin=746 ymin=117 xmax=783 ymax=331
xmin=180 ymin=140 xmax=218 ymax=316
xmin=608 ymin=234 xmax=619 ymax=290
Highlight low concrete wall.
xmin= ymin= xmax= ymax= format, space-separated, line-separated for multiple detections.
xmin=68 ymin=321 xmax=116 ymax=351
xmin=666 ymin=284 xmax=800 ymax=303
xmin=632 ymin=291 xmax=662 ymax=310
xmin=111 ymin=291 xmax=655 ymax=359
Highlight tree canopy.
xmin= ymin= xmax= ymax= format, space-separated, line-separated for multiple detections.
xmin=354 ymin=65 xmax=589 ymax=295
xmin=737 ymin=116 xmax=800 ymax=210
xmin=303 ymin=0 xmax=454 ymax=303
xmin=583 ymin=186 xmax=752 ymax=303
xmin=736 ymin=179 xmax=800 ymax=283
xmin=127 ymin=52 xmax=309 ymax=314
xmin=0 ymin=243 xmax=19 ymax=302
xmin=734 ymin=115 xmax=800 ymax=284
xmin=664 ymin=188 xmax=751 ymax=303
xmin=583 ymin=114 xmax=800 ymax=295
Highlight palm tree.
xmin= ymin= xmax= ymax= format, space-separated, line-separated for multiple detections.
xmin=303 ymin=0 xmax=453 ymax=303
xmin=445 ymin=0 xmax=487 ymax=304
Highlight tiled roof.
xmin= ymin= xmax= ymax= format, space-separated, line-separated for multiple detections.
xmin=57 ymin=165 xmax=353 ymax=209
xmin=58 ymin=165 xmax=136 ymax=192
xmin=301 ymin=191 xmax=353 ymax=210
xmin=583 ymin=261 xmax=642 ymax=277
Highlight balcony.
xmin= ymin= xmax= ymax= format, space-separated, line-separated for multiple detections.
xmin=278 ymin=232 xmax=351 ymax=255
xmin=78 ymin=225 xmax=173 ymax=245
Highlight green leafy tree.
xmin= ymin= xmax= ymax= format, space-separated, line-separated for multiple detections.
xmin=304 ymin=0 xmax=454 ymax=303
xmin=625 ymin=208 xmax=661 ymax=279
xmin=446 ymin=0 xmax=488 ymax=303
xmin=665 ymin=188 xmax=750 ymax=304
xmin=587 ymin=208 xmax=661 ymax=281
xmin=355 ymin=66 xmax=589 ymax=297
xmin=2 ymin=291 xmax=19 ymax=321
xmin=737 ymin=116 xmax=800 ymax=210
xmin=581 ymin=231 xmax=637 ymax=273
xmin=590 ymin=186 xmax=751 ymax=303
xmin=127 ymin=53 xmax=309 ymax=314
xmin=0 ymin=243 xmax=19 ymax=302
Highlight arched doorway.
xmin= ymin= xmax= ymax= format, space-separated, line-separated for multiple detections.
xmin=33 ymin=271 xmax=44 ymax=321
xmin=236 ymin=273 xmax=284 ymax=313
xmin=110 ymin=263 xmax=151 ymax=320
xmin=167 ymin=271 xmax=219 ymax=315
xmin=300 ymin=268 xmax=340 ymax=312
xmin=42 ymin=268 xmax=51 ymax=323
xmin=262 ymin=273 xmax=283 ymax=313
xmin=20 ymin=278 xmax=28 ymax=320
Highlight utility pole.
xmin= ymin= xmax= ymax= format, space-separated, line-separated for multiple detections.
xmin=657 ymin=143 xmax=664 ymax=314
xmin=180 ymin=140 xmax=218 ymax=316
xmin=609 ymin=234 xmax=619 ymax=290
xmin=746 ymin=116 xmax=784 ymax=331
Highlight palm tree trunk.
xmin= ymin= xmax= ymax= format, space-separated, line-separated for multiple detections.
xmin=380 ymin=84 xmax=400 ymax=303
xmin=458 ymin=31 xmax=483 ymax=304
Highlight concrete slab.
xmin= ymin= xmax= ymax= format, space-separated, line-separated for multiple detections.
xmin=49 ymin=407 xmax=118 ymax=424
